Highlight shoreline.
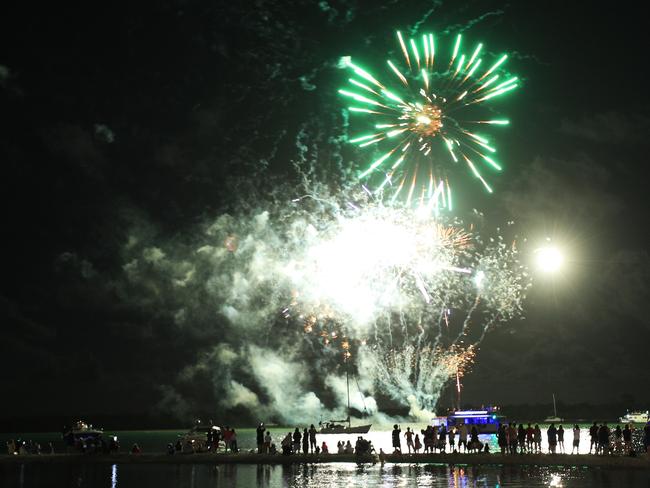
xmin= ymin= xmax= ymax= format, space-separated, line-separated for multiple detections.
xmin=1 ymin=452 xmax=649 ymax=469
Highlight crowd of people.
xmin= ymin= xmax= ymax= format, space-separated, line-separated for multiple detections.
xmin=6 ymin=420 xmax=648 ymax=459
xmin=391 ymin=423 xmax=488 ymax=455
xmin=388 ymin=421 xmax=650 ymax=457
xmin=6 ymin=439 xmax=55 ymax=455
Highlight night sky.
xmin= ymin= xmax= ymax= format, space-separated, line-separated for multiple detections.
xmin=1 ymin=1 xmax=649 ymax=425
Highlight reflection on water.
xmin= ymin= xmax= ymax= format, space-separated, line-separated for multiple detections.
xmin=4 ymin=462 xmax=650 ymax=488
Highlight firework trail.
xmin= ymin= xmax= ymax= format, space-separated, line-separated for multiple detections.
xmin=339 ymin=30 xmax=518 ymax=208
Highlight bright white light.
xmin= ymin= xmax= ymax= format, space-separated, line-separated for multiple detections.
xmin=416 ymin=115 xmax=432 ymax=125
xmin=473 ymin=270 xmax=485 ymax=288
xmin=283 ymin=209 xmax=458 ymax=328
xmin=535 ymin=246 xmax=564 ymax=273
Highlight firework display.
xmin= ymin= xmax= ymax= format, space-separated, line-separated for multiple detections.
xmin=340 ymin=31 xmax=518 ymax=208
xmin=280 ymin=193 xmax=530 ymax=412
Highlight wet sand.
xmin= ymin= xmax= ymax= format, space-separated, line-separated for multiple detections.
xmin=1 ymin=452 xmax=649 ymax=469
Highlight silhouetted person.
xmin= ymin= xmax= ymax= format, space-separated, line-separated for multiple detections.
xmin=597 ymin=423 xmax=610 ymax=455
xmin=534 ymin=425 xmax=542 ymax=453
xmin=589 ymin=422 xmax=598 ymax=453
xmin=547 ymin=424 xmax=558 ymax=454
xmin=623 ymin=424 xmax=632 ymax=453
xmin=526 ymin=424 xmax=534 ymax=451
xmin=292 ymin=428 xmax=301 ymax=453
xmin=517 ymin=424 xmax=526 ymax=453
xmin=498 ymin=424 xmax=507 ymax=454
xmin=256 ymin=423 xmax=265 ymax=453
xmin=614 ymin=425 xmax=623 ymax=453
xmin=405 ymin=427 xmax=414 ymax=454
xmin=470 ymin=426 xmax=479 ymax=452
xmin=309 ymin=424 xmax=317 ymax=453
xmin=572 ymin=425 xmax=580 ymax=454
xmin=302 ymin=428 xmax=309 ymax=454
xmin=557 ymin=425 xmax=565 ymax=453
xmin=392 ymin=424 xmax=401 ymax=454
xmin=414 ymin=434 xmax=422 ymax=453
xmin=457 ymin=422 xmax=468 ymax=453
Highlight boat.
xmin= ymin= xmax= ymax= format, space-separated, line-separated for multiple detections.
xmin=179 ymin=420 xmax=221 ymax=450
xmin=319 ymin=364 xmax=372 ymax=434
xmin=543 ymin=394 xmax=563 ymax=423
xmin=62 ymin=420 xmax=104 ymax=449
xmin=319 ymin=417 xmax=371 ymax=434
xmin=63 ymin=420 xmax=103 ymax=439
xmin=619 ymin=410 xmax=649 ymax=424
xmin=445 ymin=407 xmax=505 ymax=434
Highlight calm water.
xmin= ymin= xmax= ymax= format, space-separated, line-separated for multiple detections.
xmin=2 ymin=463 xmax=650 ymax=487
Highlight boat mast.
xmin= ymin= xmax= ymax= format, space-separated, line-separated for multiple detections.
xmin=346 ymin=359 xmax=351 ymax=428
xmin=552 ymin=393 xmax=557 ymax=417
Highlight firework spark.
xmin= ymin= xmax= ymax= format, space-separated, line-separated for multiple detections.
xmin=340 ymin=31 xmax=519 ymax=207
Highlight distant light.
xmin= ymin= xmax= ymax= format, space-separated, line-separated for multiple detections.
xmin=535 ymin=246 xmax=564 ymax=273
xmin=473 ymin=270 xmax=485 ymax=288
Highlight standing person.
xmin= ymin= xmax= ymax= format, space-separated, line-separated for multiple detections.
xmin=622 ymin=424 xmax=632 ymax=453
xmin=391 ymin=424 xmax=402 ymax=454
xmin=613 ymin=425 xmax=623 ymax=454
xmin=469 ymin=426 xmax=479 ymax=452
xmin=458 ymin=422 xmax=468 ymax=453
xmin=497 ymin=424 xmax=507 ymax=454
xmin=414 ymin=434 xmax=422 ymax=454
xmin=547 ymin=424 xmax=558 ymax=454
xmin=230 ymin=429 xmax=238 ymax=453
xmin=508 ymin=424 xmax=518 ymax=454
xmin=448 ymin=426 xmax=456 ymax=452
xmin=517 ymin=424 xmax=526 ymax=453
xmin=292 ymin=428 xmax=302 ymax=454
xmin=438 ymin=424 xmax=447 ymax=452
xmin=302 ymin=428 xmax=309 ymax=455
xmin=429 ymin=425 xmax=437 ymax=452
xmin=336 ymin=441 xmax=344 ymax=454
xmin=223 ymin=427 xmax=232 ymax=453
xmin=572 ymin=424 xmax=580 ymax=454
xmin=309 ymin=424 xmax=317 ymax=453
xmin=405 ymin=427 xmax=414 ymax=454
xmin=589 ymin=422 xmax=599 ymax=454
xmin=281 ymin=433 xmax=292 ymax=455
xmin=557 ymin=425 xmax=565 ymax=453
xmin=526 ymin=423 xmax=534 ymax=452
xmin=256 ymin=423 xmax=265 ymax=453
xmin=264 ymin=431 xmax=272 ymax=454
xmin=534 ymin=425 xmax=542 ymax=453
xmin=597 ymin=423 xmax=610 ymax=455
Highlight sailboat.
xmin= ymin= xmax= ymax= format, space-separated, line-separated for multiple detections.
xmin=319 ymin=362 xmax=372 ymax=434
xmin=543 ymin=393 xmax=564 ymax=423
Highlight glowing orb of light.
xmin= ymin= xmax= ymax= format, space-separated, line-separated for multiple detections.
xmin=535 ymin=246 xmax=564 ymax=273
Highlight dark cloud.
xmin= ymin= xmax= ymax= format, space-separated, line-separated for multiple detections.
xmin=559 ymin=111 xmax=650 ymax=144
